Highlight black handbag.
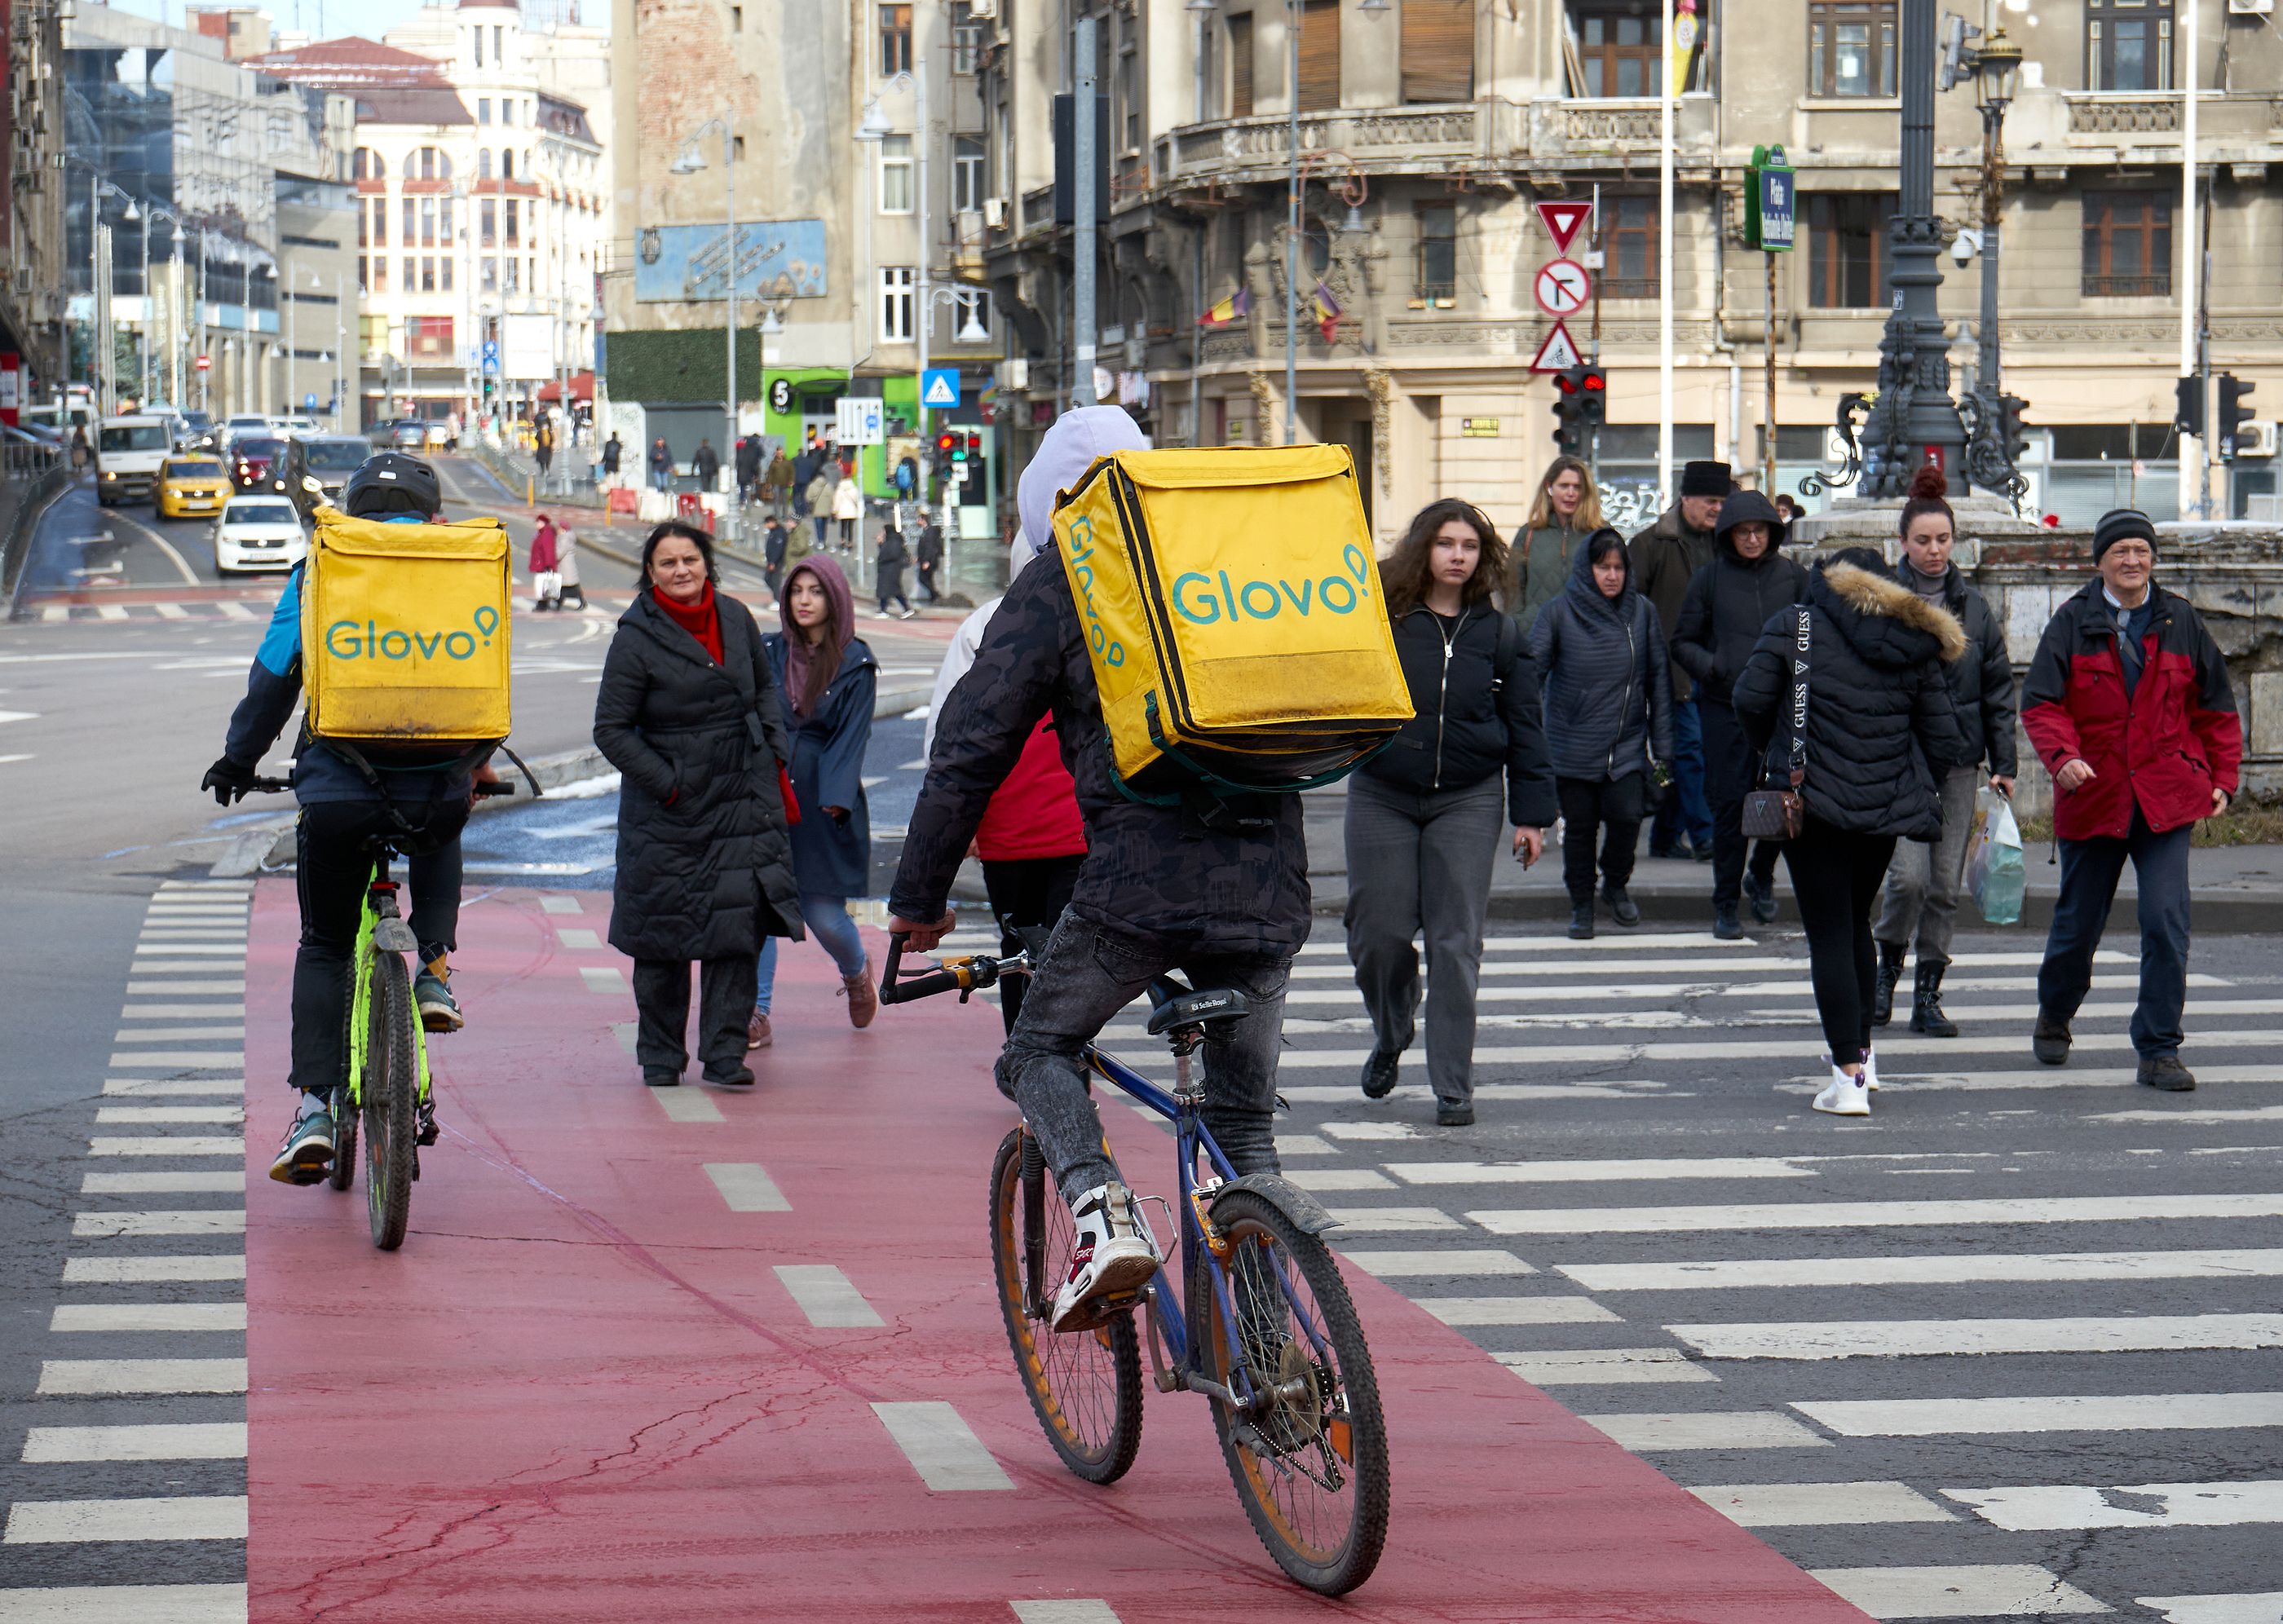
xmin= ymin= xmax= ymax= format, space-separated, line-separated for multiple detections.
xmin=1740 ymin=607 xmax=1810 ymax=841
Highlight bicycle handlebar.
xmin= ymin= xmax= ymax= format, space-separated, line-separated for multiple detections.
xmin=248 ymin=776 xmax=293 ymax=793
xmin=879 ymin=930 xmax=1028 ymax=1007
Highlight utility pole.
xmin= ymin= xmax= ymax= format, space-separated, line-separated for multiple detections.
xmin=1072 ymin=14 xmax=1097 ymax=408
xmin=1283 ymin=0 xmax=1300 ymax=443
xmin=2179 ymin=0 xmax=2200 ymax=518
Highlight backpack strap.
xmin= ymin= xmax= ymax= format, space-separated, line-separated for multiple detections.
xmin=1489 ymin=608 xmax=1520 ymax=694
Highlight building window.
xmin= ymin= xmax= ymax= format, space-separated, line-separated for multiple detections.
xmin=731 ymin=5 xmax=743 ymax=29
xmin=493 ymin=24 xmax=504 ymax=62
xmin=506 ymin=257 xmax=521 ymax=293
xmin=1605 ymin=195 xmax=1660 ymax=297
xmin=473 ymin=24 xmax=483 ymax=66
xmin=440 ymin=257 xmax=453 ymax=293
xmin=439 ymin=197 xmax=453 ymax=241
xmin=502 ymin=150 xmax=515 ymax=181
xmin=1298 ymin=0 xmax=1340 ymax=112
xmin=1415 ymin=204 xmax=1455 ymax=304
xmin=950 ymin=0 xmax=983 ymax=72
xmin=372 ymin=257 xmax=387 ymax=293
xmin=420 ymin=257 xmax=435 ymax=293
xmin=1119 ymin=42 xmax=1142 ymax=151
xmin=1805 ymin=192 xmax=1893 ymax=306
xmin=352 ymin=148 xmax=382 ymax=180
xmin=1402 ymin=0 xmax=1474 ymax=104
xmin=420 ymin=199 xmax=435 ymax=246
xmin=1808 ymin=1 xmax=1896 ymax=97
xmin=479 ymin=98 xmax=491 ymax=123
xmin=880 ymin=2 xmax=912 ymax=74
xmin=408 ymin=318 xmax=453 ymax=363
xmin=358 ymin=255 xmax=369 ymax=291
xmin=506 ymin=201 xmax=520 ymax=246
xmin=357 ymin=205 xmax=369 ymax=248
xmin=402 ymin=200 xmax=416 ymax=245
xmin=1229 ymin=13 xmax=1255 ymax=117
xmin=481 ymin=200 xmax=497 ymax=247
xmin=482 ymin=257 xmax=497 ymax=293
xmin=370 ymin=199 xmax=387 ymax=247
xmin=880 ymin=266 xmax=916 ymax=342
xmin=479 ymin=149 xmax=492 ymax=181
xmin=733 ymin=135 xmax=746 ymax=161
xmin=2087 ymin=0 xmax=2172 ymax=90
xmin=1570 ymin=1 xmax=1707 ymax=95
xmin=879 ymin=135 xmax=914 ymax=214
xmin=952 ymin=285 xmax=991 ymax=339
xmin=2082 ymin=189 xmax=2172 ymax=296
xmin=953 ymin=136 xmax=987 ymax=214
xmin=401 ymin=256 xmax=414 ymax=289
xmin=502 ymin=100 xmax=515 ymax=127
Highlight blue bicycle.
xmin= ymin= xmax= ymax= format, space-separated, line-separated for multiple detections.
xmin=881 ymin=938 xmax=1390 ymax=1595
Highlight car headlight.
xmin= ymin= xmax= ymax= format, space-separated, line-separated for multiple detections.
xmin=102 ymin=470 xmax=116 ymax=479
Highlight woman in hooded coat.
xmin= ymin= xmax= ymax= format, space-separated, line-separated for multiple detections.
xmin=751 ymin=553 xmax=880 ymax=1044
xmin=593 ymin=522 xmax=802 ymax=1088
xmin=1733 ymin=546 xmax=1971 ymax=1118
xmin=1530 ymin=527 xmax=1673 ymax=938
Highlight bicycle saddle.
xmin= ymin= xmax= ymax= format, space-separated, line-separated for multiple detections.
xmin=1146 ymin=986 xmax=1251 ymax=1035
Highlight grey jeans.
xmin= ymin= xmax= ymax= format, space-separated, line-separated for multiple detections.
xmin=1342 ymin=771 xmax=1505 ymax=1105
xmin=997 ymin=912 xmax=1292 ymax=1203
xmin=1875 ymin=764 xmax=1980 ymax=961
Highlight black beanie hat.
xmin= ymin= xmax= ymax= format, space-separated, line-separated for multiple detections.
xmin=1680 ymin=460 xmax=1733 ymax=499
xmin=2091 ymin=509 xmax=2157 ymax=563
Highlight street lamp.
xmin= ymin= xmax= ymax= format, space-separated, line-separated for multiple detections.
xmin=674 ymin=109 xmax=740 ymax=479
xmin=1958 ymin=23 xmax=2025 ymax=504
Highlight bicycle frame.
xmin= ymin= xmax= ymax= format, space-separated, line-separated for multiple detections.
xmin=344 ymin=857 xmax=431 ymax=1111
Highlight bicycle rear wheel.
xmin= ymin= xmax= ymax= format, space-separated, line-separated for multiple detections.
xmin=1194 ymin=1189 xmax=1389 ymax=1595
xmin=987 ymin=1128 xmax=1142 ymax=1485
xmin=362 ymin=952 xmax=419 ymax=1251
xmin=325 ymin=1083 xmax=357 ymax=1193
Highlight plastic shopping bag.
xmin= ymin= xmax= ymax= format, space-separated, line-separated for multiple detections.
xmin=532 ymin=570 xmax=561 ymax=602
xmin=1967 ymin=785 xmax=2026 ymax=925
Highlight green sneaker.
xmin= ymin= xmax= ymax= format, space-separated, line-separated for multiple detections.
xmin=268 ymin=1097 xmax=334 ymax=1185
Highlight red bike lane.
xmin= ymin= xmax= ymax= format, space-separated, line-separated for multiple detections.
xmin=243 ymin=879 xmax=1874 ymax=1623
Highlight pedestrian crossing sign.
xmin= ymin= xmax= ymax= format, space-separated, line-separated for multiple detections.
xmin=921 ymin=368 xmax=960 ymax=409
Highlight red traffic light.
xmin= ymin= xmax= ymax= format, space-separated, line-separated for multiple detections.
xmin=934 ymin=431 xmax=956 ymax=453
xmin=1580 ymin=368 xmax=1605 ymax=392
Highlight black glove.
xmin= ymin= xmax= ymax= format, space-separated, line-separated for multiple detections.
xmin=201 ymin=757 xmax=257 ymax=806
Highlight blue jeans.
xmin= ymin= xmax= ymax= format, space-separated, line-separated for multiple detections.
xmin=1651 ymin=695 xmax=1714 ymax=850
xmin=2038 ymin=812 xmax=2192 ymax=1057
xmin=649 ymin=469 xmax=671 ymax=493
xmin=754 ymin=894 xmax=868 ymax=1013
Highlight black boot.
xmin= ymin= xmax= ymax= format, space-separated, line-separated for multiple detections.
xmin=1712 ymin=902 xmax=1742 ymax=941
xmin=1909 ymin=958 xmax=1958 ymax=1037
xmin=1601 ymin=882 xmax=1641 ymax=928
xmin=1568 ymin=904 xmax=1596 ymax=941
xmin=1871 ymin=941 xmax=1906 ymax=1028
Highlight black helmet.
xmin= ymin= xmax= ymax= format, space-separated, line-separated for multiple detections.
xmin=342 ymin=451 xmax=441 ymax=519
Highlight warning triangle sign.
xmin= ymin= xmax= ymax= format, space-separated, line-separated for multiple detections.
xmin=1528 ymin=320 xmax=1583 ymax=374
xmin=921 ymin=372 xmax=960 ymax=408
xmin=1535 ymin=199 xmax=1593 ymax=256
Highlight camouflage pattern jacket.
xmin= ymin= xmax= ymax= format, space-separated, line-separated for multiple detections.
xmin=890 ymin=551 xmax=1310 ymax=953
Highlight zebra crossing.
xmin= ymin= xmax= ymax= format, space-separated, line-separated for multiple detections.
xmin=965 ymin=919 xmax=2283 ymax=1622
xmin=22 ymin=591 xmax=633 ymax=626
xmin=0 ymin=880 xmax=250 ymax=1622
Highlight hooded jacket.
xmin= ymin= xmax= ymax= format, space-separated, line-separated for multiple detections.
xmin=1627 ymin=503 xmax=1719 ymax=700
xmin=593 ymin=587 xmax=803 ymax=959
xmin=1895 ymin=556 xmax=2019 ymax=777
xmin=2020 ymin=579 xmax=2241 ymax=841
xmin=765 ymin=558 xmax=878 ymax=898
xmin=892 ymin=405 xmax=1314 ymax=951
xmin=1733 ymin=563 xmax=1972 ymax=839
xmin=1529 ymin=539 xmax=1674 ymax=783
xmin=1360 ymin=598 xmax=1559 ymax=826
xmin=1671 ymin=491 xmax=1810 ymax=708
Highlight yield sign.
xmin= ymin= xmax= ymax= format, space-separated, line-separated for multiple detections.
xmin=1535 ymin=198 xmax=1593 ymax=256
xmin=1528 ymin=320 xmax=1583 ymax=375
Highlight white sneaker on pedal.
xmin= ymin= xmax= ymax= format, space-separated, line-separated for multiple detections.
xmin=1051 ymin=1180 xmax=1160 ymax=1331
xmin=1862 ymin=1046 xmax=1881 ymax=1092
xmin=1813 ymin=1066 xmax=1871 ymax=1117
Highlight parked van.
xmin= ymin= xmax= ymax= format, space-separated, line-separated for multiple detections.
xmin=95 ymin=415 xmax=175 ymax=505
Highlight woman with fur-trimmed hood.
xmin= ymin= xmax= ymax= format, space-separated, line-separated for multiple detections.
xmin=1733 ymin=545 xmax=1972 ymax=1120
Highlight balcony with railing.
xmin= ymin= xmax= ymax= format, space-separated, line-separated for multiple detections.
xmin=1153 ymin=104 xmax=1486 ymax=189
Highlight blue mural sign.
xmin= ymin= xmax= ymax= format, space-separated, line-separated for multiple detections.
xmin=633 ymin=220 xmax=829 ymax=303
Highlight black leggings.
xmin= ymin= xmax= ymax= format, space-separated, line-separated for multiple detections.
xmin=1782 ymin=817 xmax=1897 ymax=1067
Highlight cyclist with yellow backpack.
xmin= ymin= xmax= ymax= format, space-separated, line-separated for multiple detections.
xmin=201 ymin=452 xmax=503 ymax=1185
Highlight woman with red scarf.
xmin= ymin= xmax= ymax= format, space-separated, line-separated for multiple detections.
xmin=594 ymin=522 xmax=802 ymax=1088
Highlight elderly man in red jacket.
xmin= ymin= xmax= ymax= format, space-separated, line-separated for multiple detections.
xmin=2022 ymin=509 xmax=2242 ymax=1092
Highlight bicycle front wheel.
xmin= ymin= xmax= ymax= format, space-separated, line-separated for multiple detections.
xmin=362 ymin=952 xmax=420 ymax=1251
xmin=1195 ymin=1189 xmax=1389 ymax=1595
xmin=325 ymin=1083 xmax=357 ymax=1193
xmin=988 ymin=1128 xmax=1143 ymax=1485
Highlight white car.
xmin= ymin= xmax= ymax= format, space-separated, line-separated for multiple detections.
xmin=212 ymin=495 xmax=308 ymax=576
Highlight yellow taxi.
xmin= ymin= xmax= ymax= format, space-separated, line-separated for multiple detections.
xmin=155 ymin=456 xmax=232 ymax=519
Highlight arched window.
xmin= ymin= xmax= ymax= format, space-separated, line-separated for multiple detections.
xmin=479 ymin=149 xmax=492 ymax=181
xmin=501 ymin=149 xmax=514 ymax=181
xmin=353 ymin=148 xmax=383 ymax=180
xmin=411 ymin=146 xmax=453 ymax=181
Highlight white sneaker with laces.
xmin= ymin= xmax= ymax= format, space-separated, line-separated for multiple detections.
xmin=1813 ymin=1066 xmax=1871 ymax=1117
xmin=1862 ymin=1046 xmax=1880 ymax=1092
xmin=1051 ymin=1180 xmax=1160 ymax=1331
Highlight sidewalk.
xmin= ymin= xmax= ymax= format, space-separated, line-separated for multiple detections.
xmin=1299 ymin=782 xmax=2283 ymax=933
xmin=244 ymin=881 xmax=1875 ymax=1623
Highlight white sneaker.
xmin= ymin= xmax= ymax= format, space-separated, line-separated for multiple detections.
xmin=1813 ymin=1066 xmax=1871 ymax=1117
xmin=1051 ymin=1180 xmax=1161 ymax=1331
xmin=1862 ymin=1047 xmax=1880 ymax=1092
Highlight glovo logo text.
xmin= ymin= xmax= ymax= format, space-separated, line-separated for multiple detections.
xmin=325 ymin=605 xmax=501 ymax=664
xmin=1170 ymin=544 xmax=1373 ymax=626
xmin=1063 ymin=513 xmax=1126 ymax=668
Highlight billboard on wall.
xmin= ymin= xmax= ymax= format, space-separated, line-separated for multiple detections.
xmin=633 ymin=220 xmax=828 ymax=303
xmin=501 ymin=313 xmax=554 ymax=382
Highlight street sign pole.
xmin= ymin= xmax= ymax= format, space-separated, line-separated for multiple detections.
xmin=1745 ymin=144 xmax=1795 ymax=496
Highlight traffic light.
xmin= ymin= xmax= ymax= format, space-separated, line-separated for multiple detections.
xmin=2175 ymin=375 xmax=2205 ymax=439
xmin=1998 ymin=392 xmax=2030 ymax=465
xmin=1552 ymin=366 xmax=1587 ymax=455
xmin=2217 ymin=372 xmax=2256 ymax=461
xmin=1578 ymin=364 xmax=1606 ymax=437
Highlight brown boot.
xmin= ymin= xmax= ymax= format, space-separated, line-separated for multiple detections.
xmin=746 ymin=1011 xmax=772 ymax=1050
xmin=843 ymin=971 xmax=877 ymax=1030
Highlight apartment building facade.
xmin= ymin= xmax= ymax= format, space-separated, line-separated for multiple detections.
xmin=968 ymin=0 xmax=2283 ymax=539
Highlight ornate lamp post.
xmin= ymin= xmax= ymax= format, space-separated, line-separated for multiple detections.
xmin=1960 ymin=25 xmax=2025 ymax=502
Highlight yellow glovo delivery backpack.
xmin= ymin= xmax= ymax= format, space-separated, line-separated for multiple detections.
xmin=298 ymin=507 xmax=514 ymax=777
xmin=1053 ymin=444 xmax=1413 ymax=801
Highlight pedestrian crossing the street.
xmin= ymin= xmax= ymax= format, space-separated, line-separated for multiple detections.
xmin=0 ymin=880 xmax=249 ymax=1623
xmin=954 ymin=918 xmax=2283 ymax=1622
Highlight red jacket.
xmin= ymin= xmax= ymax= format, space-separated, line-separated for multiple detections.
xmin=976 ymin=716 xmax=1088 ymax=861
xmin=2020 ymin=580 xmax=2241 ymax=841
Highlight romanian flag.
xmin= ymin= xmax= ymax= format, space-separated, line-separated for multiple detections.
xmin=1312 ymin=280 xmax=1343 ymax=342
xmin=1198 ymin=288 xmax=1250 ymax=328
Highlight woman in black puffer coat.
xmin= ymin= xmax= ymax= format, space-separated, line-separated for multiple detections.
xmin=594 ymin=522 xmax=803 ymax=1088
xmin=1530 ymin=527 xmax=1672 ymax=938
xmin=1733 ymin=546 xmax=1970 ymax=1118
xmin=1673 ymin=489 xmax=1810 ymax=937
